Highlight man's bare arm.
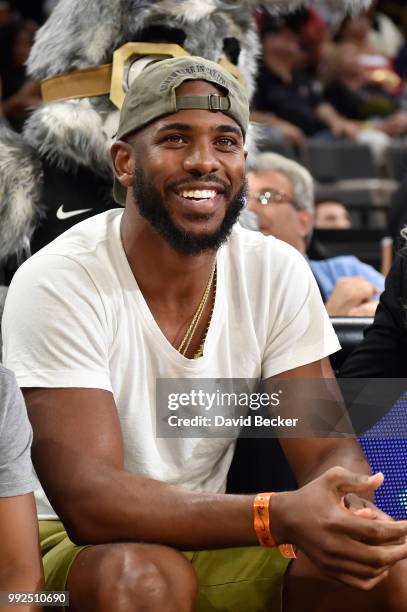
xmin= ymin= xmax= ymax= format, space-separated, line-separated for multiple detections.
xmin=277 ymin=358 xmax=371 ymax=485
xmin=23 ymin=369 xmax=407 ymax=590
xmin=0 ymin=493 xmax=44 ymax=612
xmin=24 ymin=387 xmax=256 ymax=549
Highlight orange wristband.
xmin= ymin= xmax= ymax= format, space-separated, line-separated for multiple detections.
xmin=253 ymin=492 xmax=297 ymax=559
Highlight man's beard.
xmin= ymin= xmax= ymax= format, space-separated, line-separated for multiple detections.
xmin=132 ymin=168 xmax=247 ymax=256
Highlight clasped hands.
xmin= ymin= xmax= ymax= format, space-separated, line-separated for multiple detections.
xmin=271 ymin=467 xmax=407 ymax=590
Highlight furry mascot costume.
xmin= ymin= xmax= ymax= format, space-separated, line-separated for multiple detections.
xmin=0 ymin=0 xmax=371 ymax=273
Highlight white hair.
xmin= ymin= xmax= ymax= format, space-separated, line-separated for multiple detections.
xmin=248 ymin=152 xmax=315 ymax=214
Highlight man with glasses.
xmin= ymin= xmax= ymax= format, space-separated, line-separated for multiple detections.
xmin=246 ymin=152 xmax=384 ymax=316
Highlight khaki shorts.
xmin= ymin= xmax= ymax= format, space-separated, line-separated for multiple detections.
xmin=39 ymin=520 xmax=290 ymax=612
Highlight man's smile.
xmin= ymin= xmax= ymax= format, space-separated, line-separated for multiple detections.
xmin=170 ymin=181 xmax=227 ymax=216
xmin=172 ymin=191 xmax=224 ymax=216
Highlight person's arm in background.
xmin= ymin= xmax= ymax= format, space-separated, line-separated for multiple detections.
xmin=250 ymin=110 xmax=306 ymax=145
xmin=325 ymin=277 xmax=379 ymax=316
xmin=0 ymin=368 xmax=44 ymax=612
xmin=316 ymin=102 xmax=360 ymax=139
xmin=310 ymin=256 xmax=385 ymax=317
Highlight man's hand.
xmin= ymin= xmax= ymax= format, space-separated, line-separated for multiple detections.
xmin=325 ymin=277 xmax=378 ymax=316
xmin=344 ymin=476 xmax=394 ymax=521
xmin=348 ymin=300 xmax=379 ymax=317
xmin=270 ymin=467 xmax=407 ymax=590
xmin=378 ymin=112 xmax=407 ymax=137
xmin=345 ymin=490 xmax=387 ymax=521
xmin=316 ymin=103 xmax=360 ymax=139
xmin=277 ymin=120 xmax=306 ymax=146
xmin=330 ymin=117 xmax=360 ymax=140
xmin=250 ymin=111 xmax=305 ymax=145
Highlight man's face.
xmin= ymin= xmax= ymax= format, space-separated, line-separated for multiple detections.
xmin=118 ymin=79 xmax=247 ymax=255
xmin=263 ymin=29 xmax=303 ymax=68
xmin=315 ymin=201 xmax=352 ymax=230
xmin=247 ymin=169 xmax=311 ymax=254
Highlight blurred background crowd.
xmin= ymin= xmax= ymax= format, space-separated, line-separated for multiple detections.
xmin=246 ymin=0 xmax=407 ymax=292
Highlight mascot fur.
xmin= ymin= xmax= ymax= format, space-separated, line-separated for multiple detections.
xmin=0 ymin=0 xmax=371 ymax=267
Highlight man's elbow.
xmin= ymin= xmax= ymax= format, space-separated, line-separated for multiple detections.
xmin=60 ymin=503 xmax=113 ymax=546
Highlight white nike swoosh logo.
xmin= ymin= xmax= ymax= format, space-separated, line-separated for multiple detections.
xmin=56 ymin=205 xmax=93 ymax=220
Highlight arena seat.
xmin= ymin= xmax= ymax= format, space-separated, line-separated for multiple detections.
xmin=314 ymin=182 xmax=395 ymax=229
xmin=387 ymin=142 xmax=407 ymax=182
xmin=302 ymin=141 xmax=377 ymax=183
xmin=257 ymin=136 xmax=298 ymax=160
xmin=310 ymin=228 xmax=386 ymax=271
xmin=329 ymin=316 xmax=373 ymax=374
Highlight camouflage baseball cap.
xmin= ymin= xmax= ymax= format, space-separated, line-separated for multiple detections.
xmin=113 ymin=56 xmax=249 ymax=205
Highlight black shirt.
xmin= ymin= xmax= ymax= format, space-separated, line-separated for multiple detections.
xmin=340 ymin=251 xmax=407 ymax=379
xmin=324 ymin=81 xmax=397 ymax=121
xmin=30 ymin=160 xmax=120 ymax=254
xmin=253 ymin=63 xmax=326 ymax=136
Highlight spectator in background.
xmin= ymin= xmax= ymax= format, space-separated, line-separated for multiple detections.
xmin=315 ymin=200 xmax=352 ymax=229
xmin=270 ymin=7 xmax=330 ymax=78
xmin=335 ymin=13 xmax=402 ymax=96
xmin=246 ymin=152 xmax=384 ymax=316
xmin=252 ymin=16 xmax=359 ymax=142
xmin=0 ymin=20 xmax=41 ymax=131
xmin=322 ymin=43 xmax=407 ymax=137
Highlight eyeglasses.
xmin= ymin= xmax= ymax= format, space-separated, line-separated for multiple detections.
xmin=253 ymin=188 xmax=297 ymax=208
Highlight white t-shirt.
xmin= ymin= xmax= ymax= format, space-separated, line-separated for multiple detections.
xmin=2 ymin=210 xmax=340 ymax=519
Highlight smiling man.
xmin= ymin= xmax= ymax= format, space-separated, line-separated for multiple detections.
xmin=2 ymin=57 xmax=407 ymax=612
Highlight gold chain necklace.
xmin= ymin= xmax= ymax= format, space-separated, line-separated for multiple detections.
xmin=177 ymin=258 xmax=217 ymax=357
xmin=193 ymin=266 xmax=217 ymax=359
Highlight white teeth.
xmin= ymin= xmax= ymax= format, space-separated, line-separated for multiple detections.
xmin=179 ymin=189 xmax=217 ymax=199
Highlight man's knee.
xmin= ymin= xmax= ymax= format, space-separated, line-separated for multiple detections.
xmin=283 ymin=553 xmax=407 ymax=612
xmin=68 ymin=543 xmax=198 ymax=612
